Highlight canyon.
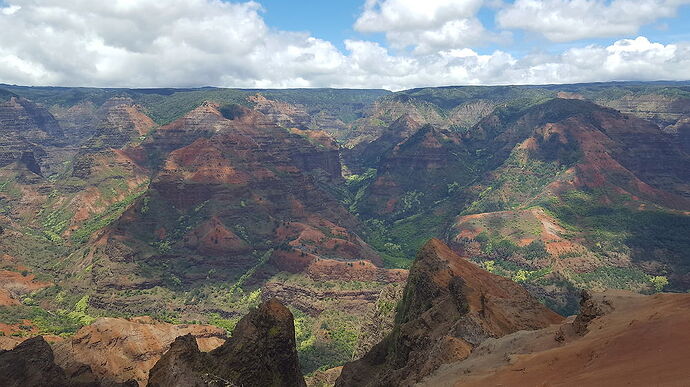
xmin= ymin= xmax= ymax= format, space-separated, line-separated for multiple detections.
xmin=0 ymin=81 xmax=689 ymax=385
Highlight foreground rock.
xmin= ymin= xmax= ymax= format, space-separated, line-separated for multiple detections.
xmin=147 ymin=299 xmax=306 ymax=387
xmin=422 ymin=290 xmax=690 ymax=386
xmin=0 ymin=336 xmax=70 ymax=387
xmin=336 ymin=238 xmax=562 ymax=386
xmin=0 ymin=336 xmax=135 ymax=387
xmin=53 ymin=317 xmax=226 ymax=386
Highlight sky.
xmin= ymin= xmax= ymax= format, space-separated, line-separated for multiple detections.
xmin=0 ymin=0 xmax=689 ymax=90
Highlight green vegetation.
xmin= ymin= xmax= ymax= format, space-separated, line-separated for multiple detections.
xmin=364 ymin=213 xmax=447 ymax=269
xmin=540 ymin=189 xmax=690 ymax=287
xmin=572 ymin=266 xmax=651 ymax=291
xmin=475 ymin=231 xmax=549 ymax=261
xmin=208 ymin=313 xmax=240 ymax=334
xmin=67 ymin=295 xmax=96 ymax=325
xmin=463 ymin=147 xmax=571 ymax=214
xmin=296 ymin=308 xmax=360 ymax=374
xmin=71 ymin=182 xmax=149 ymax=243
xmin=228 ymin=250 xmax=272 ymax=294
xmin=650 ymin=275 xmax=669 ymax=292
xmin=344 ymin=168 xmax=377 ymax=214
xmin=0 ymin=302 xmax=90 ymax=337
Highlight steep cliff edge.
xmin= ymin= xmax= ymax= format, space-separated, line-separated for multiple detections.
xmin=336 ymin=238 xmax=562 ymax=386
xmin=422 ymin=290 xmax=690 ymax=386
xmin=147 ymin=298 xmax=306 ymax=387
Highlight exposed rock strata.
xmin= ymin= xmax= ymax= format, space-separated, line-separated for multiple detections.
xmin=336 ymin=238 xmax=562 ymax=386
xmin=147 ymin=299 xmax=306 ymax=387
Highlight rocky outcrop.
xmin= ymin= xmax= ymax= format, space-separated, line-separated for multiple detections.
xmin=571 ymin=289 xmax=615 ymax=336
xmin=71 ymin=98 xmax=155 ymax=179
xmin=147 ymin=299 xmax=306 ymax=387
xmin=336 ymin=238 xmax=562 ymax=386
xmin=248 ymin=93 xmax=311 ymax=129
xmin=0 ymin=335 xmax=137 ymax=387
xmin=262 ymin=281 xmax=392 ymax=316
xmin=52 ymin=101 xmax=100 ymax=143
xmin=52 ymin=317 xmax=226 ymax=386
xmin=422 ymin=290 xmax=690 ymax=386
xmin=89 ymin=100 xmax=376 ymax=291
xmin=0 ymin=336 xmax=70 ymax=387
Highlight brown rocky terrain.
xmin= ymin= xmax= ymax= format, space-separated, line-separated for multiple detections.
xmin=51 ymin=101 xmax=100 ymax=143
xmin=0 ymin=335 xmax=139 ymax=387
xmin=0 ymin=315 xmax=226 ymax=386
xmin=422 ymin=290 xmax=690 ymax=387
xmin=147 ymin=298 xmax=305 ymax=387
xmin=336 ymin=239 xmax=562 ymax=386
xmin=53 ymin=317 xmax=226 ymax=386
xmin=80 ymin=100 xmax=383 ymax=293
xmin=0 ymin=254 xmax=52 ymax=306
xmin=1 ymin=83 xmax=689 ymax=383
xmin=0 ymin=95 xmax=65 ymax=145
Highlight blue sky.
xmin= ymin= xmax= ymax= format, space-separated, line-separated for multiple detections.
xmin=259 ymin=0 xmax=373 ymax=49
xmin=0 ymin=0 xmax=689 ymax=89
xmin=259 ymin=0 xmax=690 ymax=55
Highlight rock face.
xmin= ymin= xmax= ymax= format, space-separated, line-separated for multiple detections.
xmin=0 ymin=336 xmax=70 ymax=387
xmin=422 ymin=290 xmax=690 ymax=386
xmin=336 ymin=239 xmax=562 ymax=386
xmin=86 ymin=101 xmax=380 ymax=292
xmin=94 ymin=97 xmax=155 ymax=149
xmin=0 ymin=96 xmax=64 ymax=145
xmin=147 ymin=299 xmax=306 ymax=387
xmin=0 ymin=335 xmax=140 ymax=387
xmin=0 ymin=96 xmax=66 ymax=175
xmin=71 ymin=97 xmax=155 ymax=179
xmin=52 ymin=317 xmax=226 ymax=387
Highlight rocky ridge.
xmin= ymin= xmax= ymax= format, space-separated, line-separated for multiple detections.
xmin=421 ymin=289 xmax=690 ymax=386
xmin=336 ymin=239 xmax=562 ymax=386
xmin=147 ymin=298 xmax=306 ymax=387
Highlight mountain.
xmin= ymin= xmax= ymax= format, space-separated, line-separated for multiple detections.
xmin=1 ymin=81 xmax=689 ymax=380
xmin=338 ymin=239 xmax=690 ymax=387
xmin=336 ymin=239 xmax=561 ymax=386
xmin=0 ymin=89 xmax=405 ymax=374
xmin=344 ymin=92 xmax=690 ymax=314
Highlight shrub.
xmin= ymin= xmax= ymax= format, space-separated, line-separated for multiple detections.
xmin=649 ymin=276 xmax=669 ymax=292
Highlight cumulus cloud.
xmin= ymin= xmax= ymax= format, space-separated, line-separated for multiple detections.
xmin=0 ymin=0 xmax=688 ymax=90
xmin=353 ymin=0 xmax=507 ymax=54
xmin=497 ymin=0 xmax=690 ymax=42
xmin=334 ymin=37 xmax=690 ymax=90
xmin=0 ymin=0 xmax=349 ymax=88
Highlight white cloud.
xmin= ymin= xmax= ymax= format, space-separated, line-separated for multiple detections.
xmin=353 ymin=0 xmax=504 ymax=53
xmin=335 ymin=37 xmax=690 ymax=90
xmin=0 ymin=1 xmax=688 ymax=90
xmin=0 ymin=0 xmax=349 ymax=88
xmin=355 ymin=0 xmax=483 ymax=31
xmin=497 ymin=0 xmax=690 ymax=42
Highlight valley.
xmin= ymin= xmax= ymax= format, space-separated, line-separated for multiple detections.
xmin=0 ymin=81 xmax=689 ymax=384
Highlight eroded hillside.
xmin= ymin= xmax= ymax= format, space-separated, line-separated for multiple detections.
xmin=1 ymin=82 xmax=689 ymax=378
